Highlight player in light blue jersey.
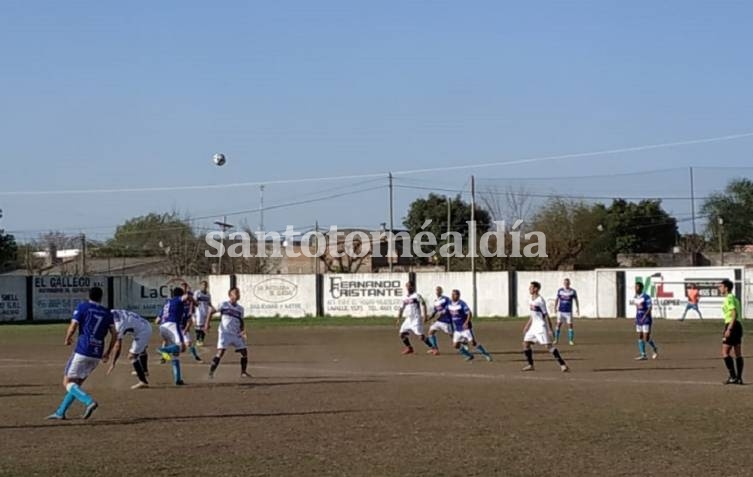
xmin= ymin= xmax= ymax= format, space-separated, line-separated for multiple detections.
xmin=554 ymin=278 xmax=579 ymax=346
xmin=157 ymin=288 xmax=188 ymax=385
xmin=633 ymin=282 xmax=659 ymax=360
xmin=47 ymin=287 xmax=117 ymax=420
xmin=448 ymin=290 xmax=492 ymax=362
xmin=426 ymin=286 xmax=453 ymax=355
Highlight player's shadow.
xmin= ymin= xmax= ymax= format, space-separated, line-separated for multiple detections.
xmin=0 ymin=409 xmax=365 ymax=430
xmin=592 ymin=366 xmax=716 ymax=372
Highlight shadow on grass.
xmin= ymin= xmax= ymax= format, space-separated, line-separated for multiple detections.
xmin=0 ymin=409 xmax=364 ymax=431
xmin=0 ymin=392 xmax=45 ymax=398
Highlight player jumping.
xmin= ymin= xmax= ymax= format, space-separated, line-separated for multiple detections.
xmin=720 ymin=279 xmax=744 ymax=385
xmin=208 ymin=287 xmax=250 ymax=379
xmin=193 ymin=280 xmax=215 ymax=346
xmin=107 ymin=309 xmax=152 ymax=389
xmin=396 ymin=282 xmax=431 ymax=355
xmin=47 ymin=287 xmax=116 ymax=420
xmin=180 ymin=282 xmax=202 ymax=362
xmin=522 ymin=281 xmax=569 ymax=372
xmin=449 ymin=289 xmax=492 ymax=361
xmin=157 ymin=287 xmax=188 ymax=385
xmin=554 ymin=278 xmax=579 ymax=346
xmin=426 ymin=286 xmax=453 ymax=355
xmin=633 ymin=282 xmax=659 ymax=360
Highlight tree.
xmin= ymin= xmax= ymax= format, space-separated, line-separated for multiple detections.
xmin=480 ymin=185 xmax=534 ymax=226
xmin=529 ymin=199 xmax=608 ymax=270
xmin=702 ymin=178 xmax=753 ymax=249
xmin=602 ymin=199 xmax=677 ymax=254
xmin=0 ymin=231 xmax=17 ymax=273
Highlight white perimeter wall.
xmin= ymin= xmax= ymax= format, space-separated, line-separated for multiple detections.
xmin=0 ymin=277 xmax=27 ymax=322
xmin=415 ymin=271 xmax=509 ymax=317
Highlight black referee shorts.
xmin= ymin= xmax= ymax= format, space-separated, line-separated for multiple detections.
xmin=723 ymin=321 xmax=743 ymax=346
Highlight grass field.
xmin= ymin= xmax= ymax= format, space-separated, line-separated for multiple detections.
xmin=0 ymin=318 xmax=750 ymax=477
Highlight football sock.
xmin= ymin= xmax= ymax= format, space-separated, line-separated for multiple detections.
xmin=638 ymin=340 xmax=646 ymax=356
xmin=423 ymin=337 xmax=433 ymax=348
xmin=55 ymin=391 xmax=76 ymax=417
xmin=160 ymin=344 xmax=181 ymax=355
xmin=648 ymin=340 xmax=658 ymax=352
xmin=524 ymin=348 xmax=534 ymax=365
xmin=196 ymin=330 xmax=205 ymax=342
xmin=401 ymin=336 xmax=411 ymax=348
xmin=458 ymin=347 xmax=473 ymax=359
xmin=476 ymin=344 xmax=490 ymax=356
xmin=139 ymin=352 xmax=149 ymax=374
xmin=67 ymin=383 xmax=93 ymax=406
xmin=241 ymin=356 xmax=248 ymax=374
xmin=429 ymin=335 xmax=438 ymax=348
xmin=550 ymin=348 xmax=566 ymax=366
xmin=171 ymin=359 xmax=182 ymax=384
xmin=724 ymin=356 xmax=736 ymax=378
xmin=210 ymin=356 xmax=221 ymax=372
xmin=568 ymin=329 xmax=574 ymax=342
xmin=131 ymin=357 xmax=148 ymax=383
xmin=189 ymin=345 xmax=200 ymax=359
xmin=555 ymin=329 xmax=561 ymax=341
xmin=736 ymin=357 xmax=744 ymax=380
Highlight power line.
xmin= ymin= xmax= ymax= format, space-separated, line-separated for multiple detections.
xmin=2 ymin=130 xmax=752 ymax=196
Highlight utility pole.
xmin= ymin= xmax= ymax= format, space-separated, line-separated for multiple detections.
xmin=470 ymin=175 xmax=477 ymax=316
xmin=214 ymin=217 xmax=233 ymax=274
xmin=259 ymin=185 xmax=265 ymax=233
xmin=314 ymin=220 xmax=320 ymax=275
xmin=446 ymin=196 xmax=451 ymax=272
xmin=388 ymin=172 xmax=394 ymax=273
xmin=718 ymin=216 xmax=725 ymax=266
xmin=81 ymin=233 xmax=87 ymax=275
xmin=689 ymin=167 xmax=696 ymax=236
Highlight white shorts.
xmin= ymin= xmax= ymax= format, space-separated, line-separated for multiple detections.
xmin=194 ymin=314 xmax=208 ymax=329
xmin=524 ymin=328 xmax=552 ymax=345
xmin=129 ymin=329 xmax=152 ymax=355
xmin=399 ymin=317 xmax=424 ymax=336
xmin=159 ymin=322 xmax=186 ymax=346
xmin=218 ymin=331 xmax=247 ymax=351
xmin=64 ymin=353 xmax=100 ymax=380
xmin=557 ymin=312 xmax=573 ymax=324
xmin=453 ymin=329 xmax=475 ymax=344
xmin=636 ymin=324 xmax=652 ymax=334
xmin=429 ymin=321 xmax=453 ymax=335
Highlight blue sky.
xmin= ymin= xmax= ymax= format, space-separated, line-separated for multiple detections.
xmin=2 ymin=1 xmax=752 ymax=241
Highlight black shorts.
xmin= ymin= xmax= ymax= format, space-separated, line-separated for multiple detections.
xmin=723 ymin=321 xmax=743 ymax=346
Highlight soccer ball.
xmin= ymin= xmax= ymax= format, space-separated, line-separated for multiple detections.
xmin=212 ymin=153 xmax=226 ymax=166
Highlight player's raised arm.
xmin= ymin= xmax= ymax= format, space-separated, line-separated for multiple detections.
xmin=574 ymin=290 xmax=580 ymax=316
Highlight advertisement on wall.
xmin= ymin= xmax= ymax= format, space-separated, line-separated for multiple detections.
xmin=236 ymin=274 xmax=316 ymax=318
xmin=625 ymin=267 xmax=741 ymax=320
xmin=324 ymin=273 xmax=408 ymax=317
xmin=112 ymin=276 xmax=206 ymax=318
xmin=0 ymin=277 xmax=27 ymax=322
xmin=33 ymin=276 xmax=108 ymax=321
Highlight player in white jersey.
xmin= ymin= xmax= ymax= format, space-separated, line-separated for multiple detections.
xmin=208 ymin=287 xmax=250 ymax=379
xmin=193 ymin=280 xmax=215 ymax=346
xmin=397 ymin=282 xmax=431 ymax=355
xmin=106 ymin=309 xmax=152 ymax=389
xmin=522 ymin=281 xmax=569 ymax=372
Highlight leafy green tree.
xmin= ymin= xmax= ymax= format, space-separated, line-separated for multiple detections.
xmin=603 ymin=199 xmax=677 ymax=254
xmin=0 ymin=231 xmax=17 ymax=273
xmin=702 ymin=178 xmax=753 ymax=249
xmin=108 ymin=212 xmax=195 ymax=256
